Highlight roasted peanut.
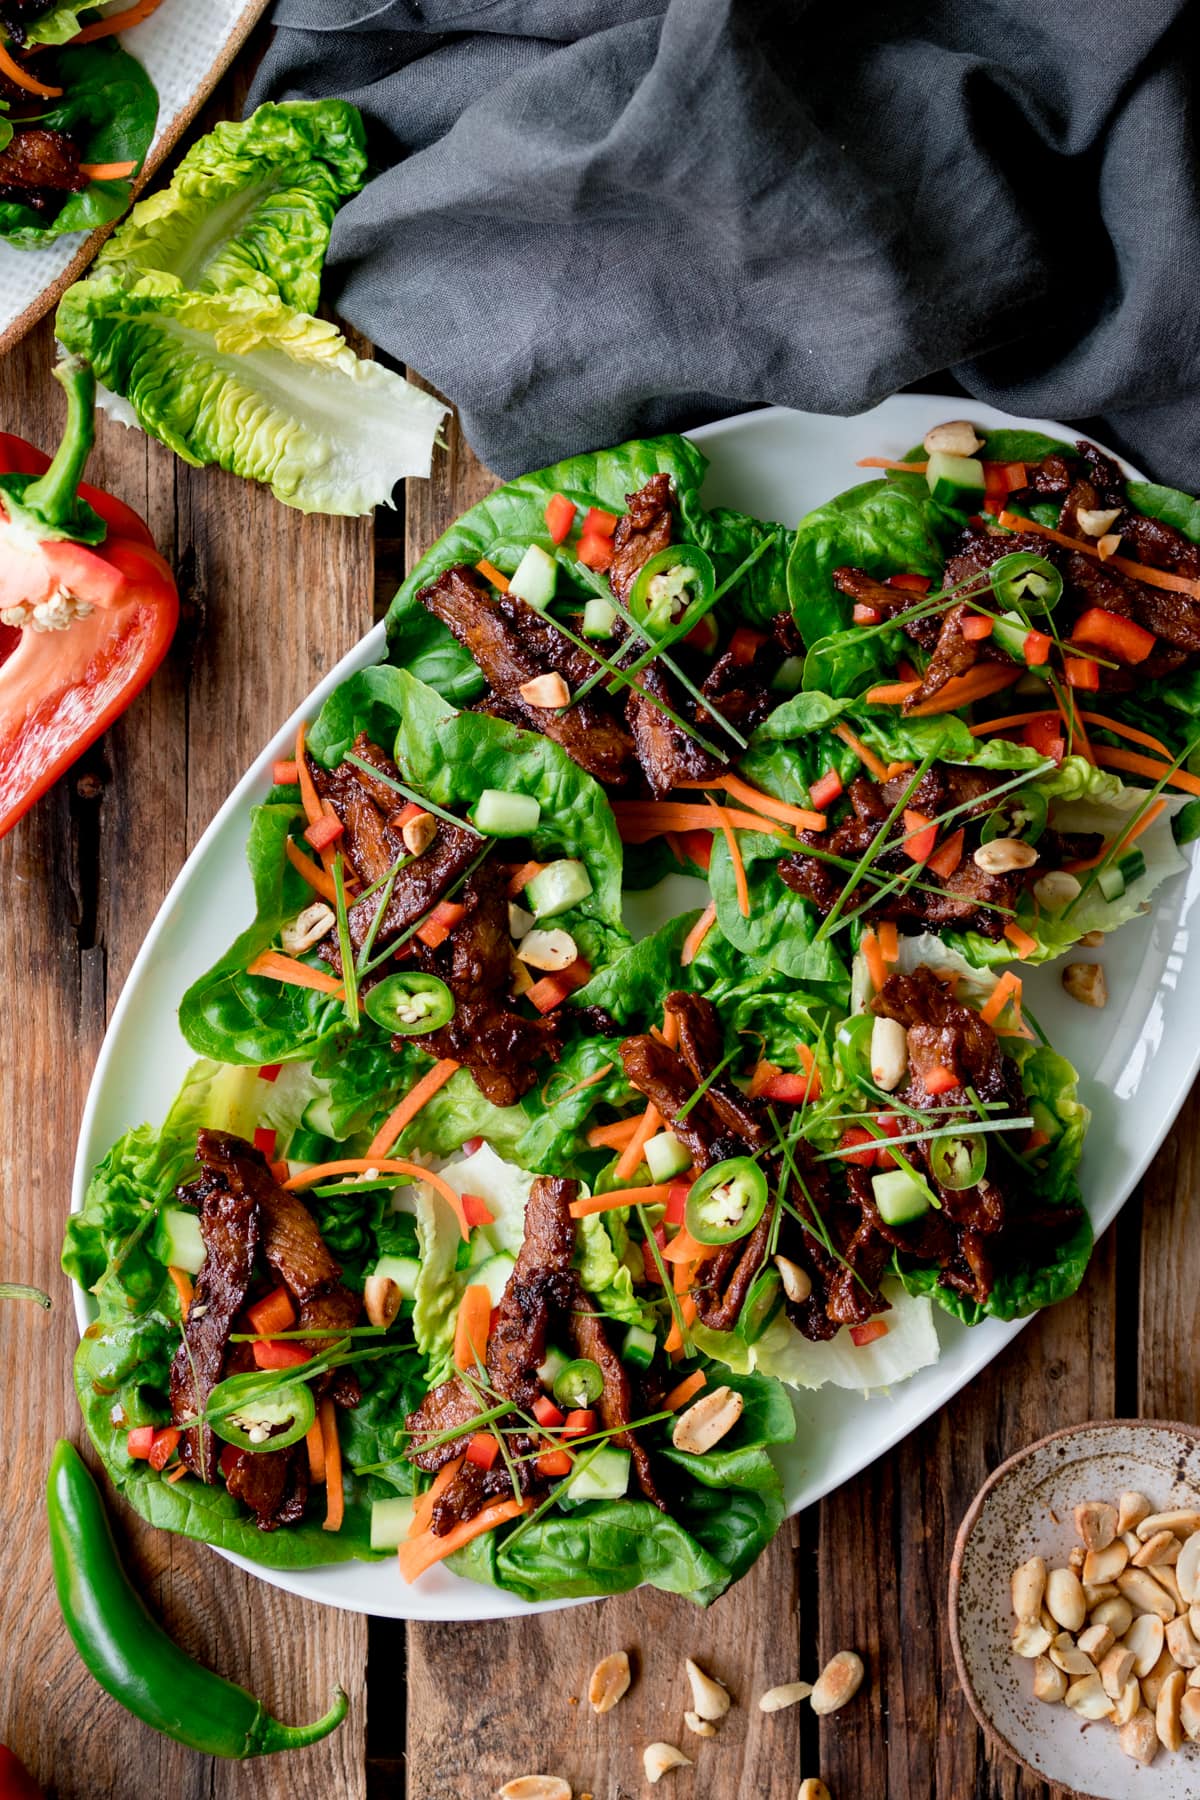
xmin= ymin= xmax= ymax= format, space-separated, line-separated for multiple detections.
xmin=1062 ymin=961 xmax=1107 ymax=1008
xmin=810 ymin=1651 xmax=865 ymax=1716
xmin=1045 ymin=1567 xmax=1087 ymax=1632
xmin=587 ymin=1651 xmax=630 ymax=1715
xmin=1074 ymin=1501 xmax=1118 ymax=1553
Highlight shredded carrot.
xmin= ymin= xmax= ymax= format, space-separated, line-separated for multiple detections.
xmin=980 ymin=971 xmax=1022 ymax=1028
xmin=665 ymin=1292 xmax=698 ymax=1359
xmin=1065 ymin=798 xmax=1167 ymax=873
xmin=661 ymin=1229 xmax=718 ymax=1266
xmin=72 ymin=0 xmax=168 ymax=41
xmin=856 ymin=457 xmax=929 ymax=472
xmin=286 ymin=1153 xmax=472 ymax=1240
xmin=664 ymin=1370 xmax=708 ymax=1412
xmin=285 ymin=835 xmax=342 ymax=904
xmin=0 ymin=42 xmax=60 ymax=94
xmin=968 ymin=712 xmax=1057 ymax=738
xmin=877 ymin=921 xmax=899 ymax=965
xmin=1078 ymin=713 xmax=1171 ymax=760
xmin=320 ymin=1399 xmax=344 ymax=1532
xmin=295 ymin=721 xmax=323 ymax=826
xmin=165 ymin=1464 xmax=189 ymax=1484
xmin=748 ymin=1058 xmax=783 ymax=1098
xmin=545 ymin=1062 xmax=614 ymax=1105
xmin=567 ymin=1184 xmax=674 ymax=1219
xmin=612 ymin=802 xmax=784 ymax=843
xmin=586 ymin=1118 xmax=640 ymax=1151
xmin=832 ymin=722 xmax=892 ymax=782
xmin=1003 ymin=921 xmax=1039 ymax=959
xmin=861 ymin=929 xmax=887 ymax=994
xmin=678 ymin=773 xmax=827 ymax=833
xmin=476 ymin=558 xmax=510 ymax=592
xmin=507 ymin=860 xmax=546 ymax=897
xmin=367 ymin=1059 xmax=462 ymax=1159
xmin=905 ymin=666 xmax=1022 ymax=715
xmin=998 ymin=510 xmax=1200 ymax=603
xmin=708 ymin=797 xmax=749 ymax=919
xmin=306 ymin=1416 xmax=327 ymax=1484
xmin=399 ymin=1496 xmax=530 ymax=1583
xmin=166 ymin=1266 xmax=194 ymax=1319
xmin=864 ymin=679 xmax=921 ymax=706
xmin=681 ymin=901 xmax=718 ymax=967
xmin=453 ymin=1284 xmax=492 ymax=1372
xmin=246 ymin=951 xmax=345 ymax=997
xmin=1092 ymin=746 xmax=1200 ymax=799
xmin=79 ymin=161 xmax=138 ymax=180
xmin=409 ymin=1456 xmax=465 ymax=1537
xmin=661 ymin=1002 xmax=681 ymax=1052
xmin=613 ymin=1104 xmax=663 ymax=1181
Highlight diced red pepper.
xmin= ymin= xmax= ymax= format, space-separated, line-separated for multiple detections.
xmin=583 ymin=506 xmax=618 ymax=539
xmin=838 ymin=1127 xmax=877 ymax=1168
xmin=926 ymin=827 xmax=965 ymax=881
xmin=527 ymin=957 xmax=591 ymax=1014
xmin=253 ymin=1126 xmax=277 ymax=1159
xmin=758 ymin=1071 xmax=816 ymax=1104
xmin=683 ymin=613 xmax=719 ymax=655
xmin=578 ymin=531 xmax=614 ymax=572
xmin=464 ymin=1135 xmax=485 ymax=1155
xmin=1022 ymin=713 xmax=1066 ymax=763
xmin=1064 ymin=657 xmax=1100 ymax=692
xmin=258 ymin=1062 xmax=282 ymax=1083
xmin=272 ymin=759 xmax=299 ymax=786
xmin=1026 ymin=1128 xmax=1051 ymax=1152
xmin=850 ymin=1320 xmax=889 ymax=1348
xmin=902 ymin=809 xmax=937 ymax=864
xmin=809 ymin=768 xmax=844 ymax=810
xmin=1023 ymin=629 xmax=1052 ymax=667
xmin=561 ymin=1409 xmax=596 ymax=1439
xmin=391 ymin=800 xmax=424 ymax=828
xmin=885 ymin=573 xmax=931 ymax=595
xmin=252 ymin=1338 xmax=311 ymax=1371
xmin=148 ymin=1426 xmax=182 ymax=1472
xmin=245 ymin=1283 xmax=296 ymax=1338
xmin=544 ymin=493 xmax=575 ymax=544
xmin=642 ymin=1222 xmax=668 ymax=1285
xmin=269 ymin=1159 xmax=292 ymax=1185
xmin=461 ymin=1191 xmax=495 ymax=1229
xmin=678 ymin=828 xmax=713 ymax=872
xmin=126 ymin=1425 xmax=156 ymax=1459
xmin=465 ymin=1431 xmax=500 ymax=1471
xmin=922 ymin=1064 xmax=959 ymax=1096
xmin=1070 ymin=606 xmax=1156 ymax=666
xmin=416 ymin=899 xmax=466 ymax=949
xmin=218 ymin=1443 xmax=241 ymax=1481
xmin=304 ymin=812 xmax=344 ymax=853
xmin=852 ymin=602 xmax=881 ymax=625
xmin=665 ymin=1180 xmax=690 ymax=1227
xmin=728 ymin=626 xmax=766 ymax=666
xmin=983 ymin=461 xmax=1025 ymax=516
xmin=873 ymin=1111 xmax=903 ymax=1171
xmin=536 ymin=1448 xmax=574 ymax=1479
xmin=532 ymin=1395 xmax=564 ymax=1428
xmin=960 ymin=614 xmax=993 ymax=641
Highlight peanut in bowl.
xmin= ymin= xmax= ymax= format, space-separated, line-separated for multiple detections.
xmin=949 ymin=1420 xmax=1200 ymax=1800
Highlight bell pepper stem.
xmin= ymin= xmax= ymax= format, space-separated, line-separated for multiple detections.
xmin=21 ymin=355 xmax=97 ymax=530
xmin=245 ymin=1686 xmax=350 ymax=1755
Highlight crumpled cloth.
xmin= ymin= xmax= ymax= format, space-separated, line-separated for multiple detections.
xmin=252 ymin=0 xmax=1199 ymax=485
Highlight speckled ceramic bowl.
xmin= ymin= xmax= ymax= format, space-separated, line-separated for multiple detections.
xmin=950 ymin=1420 xmax=1200 ymax=1800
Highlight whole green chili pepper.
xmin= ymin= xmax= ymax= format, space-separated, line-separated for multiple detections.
xmin=46 ymin=1441 xmax=348 ymax=1758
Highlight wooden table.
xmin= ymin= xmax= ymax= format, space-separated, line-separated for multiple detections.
xmin=2 ymin=40 xmax=1196 ymax=1800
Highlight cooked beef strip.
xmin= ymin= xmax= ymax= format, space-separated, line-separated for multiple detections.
xmin=310 ymin=733 xmax=480 ymax=974
xmin=871 ymin=965 xmax=1018 ymax=1110
xmin=696 ymin=615 xmax=801 ymax=738
xmin=625 ymin=659 xmax=723 ymax=798
xmin=665 ymin=990 xmax=768 ymax=1147
xmin=618 ymin=1030 xmax=740 ymax=1171
xmin=0 ymin=129 xmax=88 ymax=210
xmin=420 ymin=565 xmax=638 ymax=789
xmin=224 ymin=1445 xmax=308 ymax=1532
xmin=832 ymin=565 xmax=943 ymax=651
xmin=609 ymin=472 xmax=674 ymax=604
xmin=570 ymin=1301 xmax=665 ymax=1508
xmin=297 ymin=1285 xmax=363 ymax=1409
xmin=429 ymin=1455 xmax=540 ymax=1536
xmin=193 ymin=1132 xmax=343 ymax=1303
xmin=405 ymin=1376 xmax=482 ymax=1473
xmin=169 ymin=1177 xmax=261 ymax=1483
xmin=411 ymin=859 xmax=561 ymax=1105
xmin=486 ymin=1176 xmax=577 ymax=1410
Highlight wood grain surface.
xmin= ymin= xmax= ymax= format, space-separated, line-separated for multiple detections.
xmin=0 ymin=40 xmax=1186 ymax=1800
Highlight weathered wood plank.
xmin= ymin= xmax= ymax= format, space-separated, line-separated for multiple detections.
xmin=1139 ymin=1084 xmax=1200 ymax=1424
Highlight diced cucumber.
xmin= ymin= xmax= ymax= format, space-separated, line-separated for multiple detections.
xmin=288 ymin=1125 xmax=332 ymax=1164
xmin=770 ymin=655 xmax=805 ymax=692
xmin=526 ymin=858 xmax=593 ymax=919
xmin=872 ymin=1168 xmax=930 ymax=1226
xmin=1097 ymin=864 xmax=1126 ymax=902
xmin=989 ymin=611 xmax=1031 ymax=664
xmin=473 ymin=789 xmax=541 ymax=837
xmin=1118 ymin=849 xmax=1146 ymax=885
xmin=370 ymin=1495 xmax=416 ymax=1550
xmin=583 ymin=598 xmax=616 ymax=638
xmin=644 ymin=1130 xmax=691 ymax=1182
xmin=301 ymin=1093 xmax=338 ymax=1137
xmin=926 ymin=451 xmax=986 ymax=511
xmin=157 ymin=1206 xmax=205 ymax=1275
xmin=371 ymin=1254 xmax=421 ymax=1300
xmin=509 ymin=543 xmax=558 ymax=611
xmin=471 ymin=1251 xmax=517 ymax=1307
xmin=620 ymin=1323 xmax=657 ymax=1370
xmin=560 ymin=1446 xmax=631 ymax=1504
xmin=537 ymin=1345 xmax=572 ymax=1386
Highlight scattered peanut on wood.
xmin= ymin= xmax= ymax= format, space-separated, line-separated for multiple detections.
xmin=810 ymin=1651 xmax=865 ymax=1716
xmin=587 ymin=1651 xmax=630 ymax=1715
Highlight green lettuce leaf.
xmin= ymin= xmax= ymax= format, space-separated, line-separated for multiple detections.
xmin=693 ymin=1279 xmax=940 ymax=1392
xmin=22 ymin=2 xmax=97 ymax=44
xmin=0 ymin=40 xmax=157 ymax=250
xmin=709 ymin=826 xmax=847 ymax=985
xmin=693 ymin=504 xmax=795 ymax=627
xmin=786 ymin=476 xmax=946 ymax=646
xmin=1125 ymin=480 xmax=1200 ymax=545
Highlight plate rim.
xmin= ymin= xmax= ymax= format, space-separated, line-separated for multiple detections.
xmin=68 ymin=396 xmax=1200 ymax=1619
xmin=0 ymin=0 xmax=272 ymax=359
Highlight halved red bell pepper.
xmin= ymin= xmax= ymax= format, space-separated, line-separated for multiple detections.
xmin=1069 ymin=606 xmax=1156 ymax=666
xmin=1021 ymin=713 xmax=1066 ymax=764
xmin=0 ymin=355 xmax=178 ymax=838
